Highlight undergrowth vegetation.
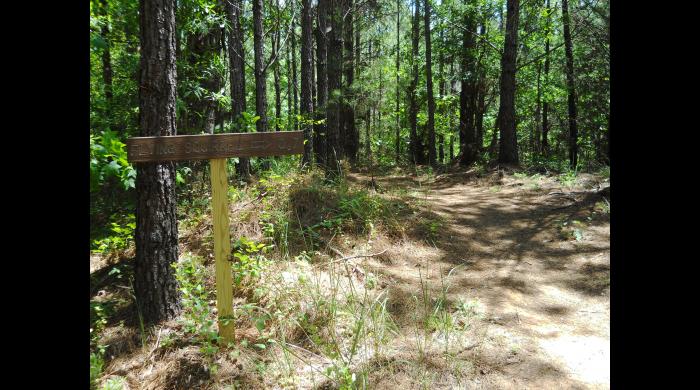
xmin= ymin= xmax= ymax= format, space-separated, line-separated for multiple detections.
xmin=90 ymin=162 xmax=486 ymax=389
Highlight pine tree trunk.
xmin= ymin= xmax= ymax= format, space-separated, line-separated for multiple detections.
xmin=459 ymin=0 xmax=478 ymax=165
xmin=287 ymin=40 xmax=293 ymax=130
xmin=301 ymin=0 xmax=314 ymax=166
xmin=291 ymin=11 xmax=299 ymax=131
xmin=253 ymin=0 xmax=268 ymax=134
xmin=204 ymin=29 xmax=222 ymax=135
xmin=326 ymin=0 xmax=344 ymax=175
xmin=562 ymin=0 xmax=578 ymax=169
xmin=542 ymin=0 xmax=551 ymax=157
xmin=134 ymin=0 xmax=181 ymax=324
xmin=225 ymin=0 xmax=249 ymax=179
xmin=99 ymin=0 xmax=114 ymax=127
xmin=273 ymin=0 xmax=282 ymax=132
xmin=408 ymin=1 xmax=423 ymax=165
xmin=438 ymin=28 xmax=444 ymax=99
xmin=424 ymin=0 xmax=436 ymax=167
xmin=475 ymin=23 xmax=486 ymax=153
xmin=343 ymin=0 xmax=358 ymax=164
xmin=395 ymin=0 xmax=401 ymax=163
xmin=496 ymin=0 xmax=520 ymax=165
xmin=314 ymin=0 xmax=329 ymax=167
xmin=535 ymin=60 xmax=542 ymax=158
xmin=365 ymin=109 xmax=372 ymax=163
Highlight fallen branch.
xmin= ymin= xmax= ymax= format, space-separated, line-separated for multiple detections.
xmin=148 ymin=326 xmax=163 ymax=358
xmin=547 ymin=192 xmax=578 ymax=203
xmin=327 ymin=247 xmax=389 ymax=265
xmin=551 ymin=203 xmax=576 ymax=211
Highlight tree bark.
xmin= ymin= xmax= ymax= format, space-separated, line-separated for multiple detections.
xmin=326 ymin=0 xmax=344 ymax=175
xmin=395 ymin=0 xmax=401 ymax=163
xmin=99 ymin=0 xmax=114 ymax=124
xmin=438 ymin=28 xmax=444 ymax=98
xmin=496 ymin=0 xmax=520 ymax=165
xmin=459 ymin=0 xmax=478 ymax=165
xmin=301 ymin=0 xmax=314 ymax=166
xmin=542 ymin=0 xmax=551 ymax=156
xmin=183 ymin=25 xmax=222 ymax=135
xmin=314 ymin=0 xmax=329 ymax=167
xmin=365 ymin=108 xmax=372 ymax=163
xmin=134 ymin=0 xmax=181 ymax=324
xmin=424 ymin=0 xmax=436 ymax=166
xmin=562 ymin=0 xmax=578 ymax=169
xmin=343 ymin=0 xmax=358 ymax=164
xmin=408 ymin=0 xmax=423 ymax=165
xmin=253 ymin=0 xmax=268 ymax=134
xmin=534 ymin=60 xmax=542 ymax=158
xmin=287 ymin=38 xmax=293 ymax=130
xmin=273 ymin=0 xmax=282 ymax=132
xmin=291 ymin=8 xmax=299 ymax=131
xmin=475 ymin=23 xmax=487 ymax=153
xmin=225 ymin=0 xmax=250 ymax=179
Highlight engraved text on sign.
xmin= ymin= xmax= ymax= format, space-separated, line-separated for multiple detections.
xmin=125 ymin=131 xmax=304 ymax=162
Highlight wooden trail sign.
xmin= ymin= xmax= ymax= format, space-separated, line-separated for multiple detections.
xmin=127 ymin=131 xmax=304 ymax=344
xmin=126 ymin=131 xmax=304 ymax=162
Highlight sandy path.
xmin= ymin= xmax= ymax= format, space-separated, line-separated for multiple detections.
xmin=360 ymin=171 xmax=610 ymax=389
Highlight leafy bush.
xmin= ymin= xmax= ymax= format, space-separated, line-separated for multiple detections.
xmin=558 ymin=169 xmax=579 ymax=188
xmin=100 ymin=376 xmax=127 ymax=390
xmin=90 ymin=297 xmax=113 ymax=388
xmin=90 ymin=130 xmax=136 ymax=192
xmin=91 ymin=214 xmax=136 ymax=253
xmin=232 ymin=237 xmax=273 ymax=287
xmin=173 ymin=254 xmax=220 ymax=355
xmin=90 ymin=351 xmax=105 ymax=389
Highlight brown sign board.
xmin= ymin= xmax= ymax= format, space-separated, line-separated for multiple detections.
xmin=125 ymin=131 xmax=304 ymax=162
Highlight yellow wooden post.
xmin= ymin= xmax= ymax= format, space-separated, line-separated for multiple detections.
xmin=209 ymin=158 xmax=235 ymax=344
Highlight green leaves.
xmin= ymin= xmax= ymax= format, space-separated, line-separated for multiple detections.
xmin=91 ymin=214 xmax=136 ymax=253
xmin=90 ymin=130 xmax=136 ymax=192
xmin=176 ymin=167 xmax=191 ymax=186
xmin=91 ymin=35 xmax=108 ymax=50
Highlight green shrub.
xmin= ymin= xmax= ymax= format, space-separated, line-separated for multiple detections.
xmin=173 ymin=254 xmax=220 ymax=354
xmin=90 ymin=130 xmax=136 ymax=192
xmin=91 ymin=214 xmax=135 ymax=253
xmin=232 ymin=237 xmax=273 ymax=287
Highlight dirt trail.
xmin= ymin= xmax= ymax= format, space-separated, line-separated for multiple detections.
xmin=356 ymin=170 xmax=610 ymax=389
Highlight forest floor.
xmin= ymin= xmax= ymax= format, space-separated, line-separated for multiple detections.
xmin=91 ymin=165 xmax=610 ymax=389
xmin=347 ymin=168 xmax=610 ymax=389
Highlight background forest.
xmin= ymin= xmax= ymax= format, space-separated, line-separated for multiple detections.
xmin=90 ymin=0 xmax=609 ymax=388
xmin=90 ymin=0 xmax=608 ymax=230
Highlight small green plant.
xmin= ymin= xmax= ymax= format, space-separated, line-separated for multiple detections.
xmin=232 ymin=237 xmax=273 ymax=287
xmin=596 ymin=199 xmax=610 ymax=214
xmin=557 ymin=219 xmax=585 ymax=241
xmin=90 ymin=302 xmax=110 ymax=343
xmin=90 ymin=130 xmax=136 ymax=192
xmin=91 ymin=214 xmax=136 ymax=253
xmin=90 ymin=299 xmax=114 ymax=388
xmin=423 ymin=219 xmax=443 ymax=243
xmin=90 ymin=351 xmax=105 ymax=389
xmin=325 ymin=364 xmax=357 ymax=390
xmin=558 ymin=169 xmax=578 ymax=188
xmin=173 ymin=254 xmax=221 ymax=356
xmin=101 ymin=376 xmax=127 ymax=390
